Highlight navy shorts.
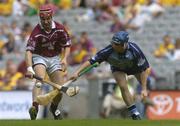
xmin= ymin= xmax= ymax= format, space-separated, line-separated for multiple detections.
xmin=111 ymin=66 xmax=149 ymax=75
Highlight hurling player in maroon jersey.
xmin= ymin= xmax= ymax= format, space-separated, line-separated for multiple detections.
xmin=25 ymin=5 xmax=72 ymax=120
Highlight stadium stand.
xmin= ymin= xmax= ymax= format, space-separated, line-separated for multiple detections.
xmin=0 ymin=6 xmax=180 ymax=90
xmin=125 ymin=7 xmax=180 ymax=90
xmin=0 ymin=1 xmax=180 ymax=119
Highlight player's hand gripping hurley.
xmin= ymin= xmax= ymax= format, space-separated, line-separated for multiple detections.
xmin=26 ymin=74 xmax=79 ymax=97
xmin=26 ymin=62 xmax=99 ymax=105
xmin=25 ymin=73 xmax=80 ymax=105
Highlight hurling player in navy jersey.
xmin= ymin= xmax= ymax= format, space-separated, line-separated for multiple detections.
xmin=25 ymin=5 xmax=75 ymax=120
xmin=70 ymin=31 xmax=150 ymax=120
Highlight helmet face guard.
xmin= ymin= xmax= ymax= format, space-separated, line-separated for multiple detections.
xmin=39 ymin=11 xmax=52 ymax=18
xmin=111 ymin=31 xmax=129 ymax=45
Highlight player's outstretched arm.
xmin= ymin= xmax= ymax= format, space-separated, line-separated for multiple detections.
xmin=70 ymin=61 xmax=91 ymax=80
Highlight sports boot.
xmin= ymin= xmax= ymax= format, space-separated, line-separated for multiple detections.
xmin=29 ymin=106 xmax=38 ymax=120
xmin=131 ymin=113 xmax=141 ymax=120
xmin=49 ymin=103 xmax=63 ymax=120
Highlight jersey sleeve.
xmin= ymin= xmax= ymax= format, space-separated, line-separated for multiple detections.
xmin=26 ymin=30 xmax=37 ymax=52
xmin=131 ymin=43 xmax=150 ymax=71
xmin=89 ymin=45 xmax=112 ymax=65
xmin=58 ymin=27 xmax=71 ymax=47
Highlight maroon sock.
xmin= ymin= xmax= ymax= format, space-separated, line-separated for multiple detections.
xmin=32 ymin=102 xmax=39 ymax=111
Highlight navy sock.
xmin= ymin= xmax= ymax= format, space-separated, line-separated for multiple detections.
xmin=50 ymin=103 xmax=58 ymax=111
xmin=127 ymin=104 xmax=140 ymax=116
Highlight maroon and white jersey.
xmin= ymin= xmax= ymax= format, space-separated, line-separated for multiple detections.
xmin=26 ymin=21 xmax=71 ymax=57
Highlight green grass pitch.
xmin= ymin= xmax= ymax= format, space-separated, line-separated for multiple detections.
xmin=1 ymin=119 xmax=180 ymax=126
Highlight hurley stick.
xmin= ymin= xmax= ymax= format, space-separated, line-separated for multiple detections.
xmin=36 ymin=62 xmax=99 ymax=105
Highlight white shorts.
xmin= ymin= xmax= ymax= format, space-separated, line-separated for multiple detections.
xmin=32 ymin=54 xmax=62 ymax=74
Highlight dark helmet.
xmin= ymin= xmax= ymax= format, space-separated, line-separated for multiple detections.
xmin=111 ymin=31 xmax=129 ymax=45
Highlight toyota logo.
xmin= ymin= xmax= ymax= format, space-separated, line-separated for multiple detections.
xmin=149 ymin=94 xmax=173 ymax=115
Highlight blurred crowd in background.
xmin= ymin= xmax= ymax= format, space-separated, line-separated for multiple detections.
xmin=0 ymin=0 xmax=179 ymax=17
xmin=0 ymin=0 xmax=180 ymax=119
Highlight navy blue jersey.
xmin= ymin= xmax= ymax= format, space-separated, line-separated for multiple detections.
xmin=89 ymin=42 xmax=150 ymax=75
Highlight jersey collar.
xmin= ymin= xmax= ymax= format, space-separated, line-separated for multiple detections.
xmin=51 ymin=21 xmax=56 ymax=29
